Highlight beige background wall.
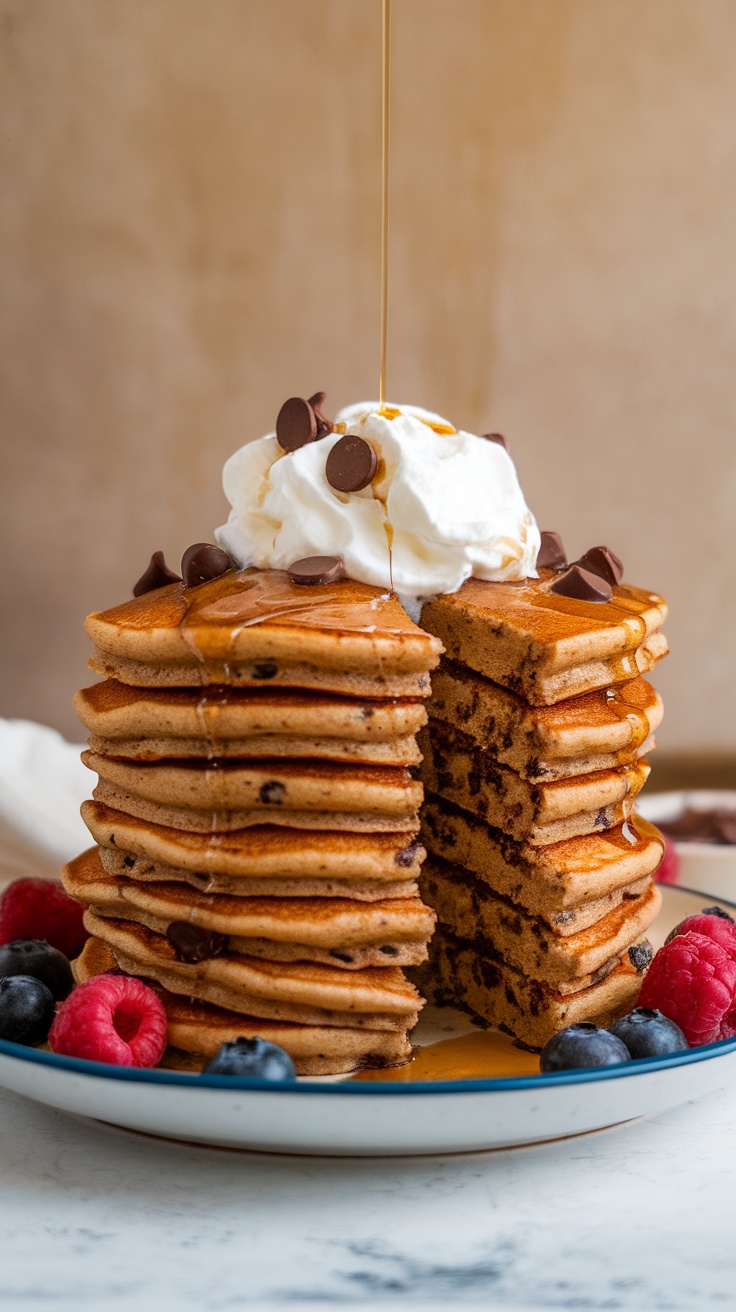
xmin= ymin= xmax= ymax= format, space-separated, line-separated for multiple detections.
xmin=1 ymin=0 xmax=735 ymax=749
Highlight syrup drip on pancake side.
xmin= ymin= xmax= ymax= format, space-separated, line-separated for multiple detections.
xmin=604 ymin=683 xmax=654 ymax=755
xmin=353 ymin=1029 xmax=540 ymax=1082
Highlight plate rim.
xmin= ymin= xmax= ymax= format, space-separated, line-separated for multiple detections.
xmin=2 ymin=883 xmax=734 ymax=1098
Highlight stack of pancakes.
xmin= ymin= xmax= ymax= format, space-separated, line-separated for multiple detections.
xmin=65 ymin=566 xmax=442 ymax=1074
xmin=416 ymin=572 xmax=668 ymax=1050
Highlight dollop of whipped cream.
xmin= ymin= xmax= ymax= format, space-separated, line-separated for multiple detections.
xmin=215 ymin=401 xmax=540 ymax=607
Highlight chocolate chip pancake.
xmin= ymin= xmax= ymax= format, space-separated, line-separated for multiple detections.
xmin=82 ymin=800 xmax=424 ymax=887
xmin=419 ymin=724 xmax=650 ymax=845
xmin=419 ymin=927 xmax=653 ymax=1050
xmin=76 ymin=680 xmax=427 ymax=765
xmin=421 ymin=573 xmax=667 ymax=706
xmin=85 ymin=752 xmax=423 ymax=833
xmin=420 ymin=858 xmax=661 ymax=984
xmin=428 ymin=663 xmax=662 ymax=781
xmin=86 ymin=568 xmax=442 ymax=695
xmin=74 ymin=938 xmax=411 ymax=1074
xmin=83 ymin=910 xmax=422 ymax=1030
xmin=63 ymin=847 xmax=435 ymax=969
xmin=421 ymin=796 xmax=665 ymax=919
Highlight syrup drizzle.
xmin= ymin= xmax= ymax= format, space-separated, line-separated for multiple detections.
xmin=353 ymin=1029 xmax=540 ymax=1082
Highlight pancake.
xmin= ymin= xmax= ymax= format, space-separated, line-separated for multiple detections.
xmin=63 ymin=848 xmax=435 ymax=969
xmin=82 ymin=799 xmax=425 ymax=882
xmin=428 ymin=662 xmax=662 ymax=781
xmin=86 ymin=568 xmax=443 ymax=693
xmin=98 ymin=845 xmax=418 ymax=903
xmin=92 ymin=780 xmax=421 ymax=834
xmin=86 ymin=732 xmax=421 ymax=766
xmin=421 ymin=794 xmax=664 ymax=919
xmin=74 ymin=938 xmax=411 ymax=1074
xmin=420 ymin=858 xmax=661 ymax=984
xmin=84 ymin=910 xmax=422 ymax=1029
xmin=419 ymin=724 xmax=649 ymax=844
xmin=75 ymin=681 xmax=427 ymax=742
xmin=418 ymin=927 xmax=652 ymax=1049
xmin=421 ymin=573 xmax=667 ymax=706
xmin=84 ymin=751 xmax=423 ymax=824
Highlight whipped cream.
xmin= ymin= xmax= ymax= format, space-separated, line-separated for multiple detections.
xmin=215 ymin=401 xmax=540 ymax=606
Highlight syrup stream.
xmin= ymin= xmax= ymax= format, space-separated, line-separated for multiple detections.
xmin=379 ymin=0 xmax=391 ymax=412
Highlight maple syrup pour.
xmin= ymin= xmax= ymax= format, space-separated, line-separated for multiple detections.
xmin=352 ymin=1030 xmax=540 ymax=1082
xmin=379 ymin=0 xmax=391 ymax=411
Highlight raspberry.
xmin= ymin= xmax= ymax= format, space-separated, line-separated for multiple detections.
xmin=638 ymin=931 xmax=736 ymax=1045
xmin=49 ymin=975 xmax=167 ymax=1067
xmin=0 ymin=878 xmax=87 ymax=959
xmin=666 ymin=911 xmax=736 ymax=960
xmin=655 ymin=836 xmax=679 ymax=885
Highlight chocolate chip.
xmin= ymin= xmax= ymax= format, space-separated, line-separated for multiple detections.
xmin=482 ymin=432 xmax=508 ymax=451
xmin=276 ymin=396 xmax=317 ymax=452
xmin=122 ymin=855 xmax=136 ymax=869
xmin=329 ymin=949 xmax=353 ymax=963
xmin=259 ymin=781 xmax=286 ymax=805
xmin=628 ymin=941 xmax=653 ymax=973
xmin=181 ymin=543 xmax=233 ymax=589
xmin=166 ymin=921 xmax=229 ymax=964
xmin=379 ymin=945 xmax=399 ymax=956
xmin=325 ymin=435 xmax=378 ymax=493
xmin=549 ymin=564 xmax=613 ymax=604
xmin=307 ymin=391 xmax=333 ymax=438
xmin=395 ymin=841 xmax=420 ymax=868
xmin=133 ymin=551 xmax=181 ymax=597
xmin=287 ymin=555 xmax=344 ymax=585
xmin=536 ymin=531 xmax=567 ymax=572
xmin=575 ymin=545 xmax=624 ymax=586
xmin=252 ymin=662 xmax=278 ymax=680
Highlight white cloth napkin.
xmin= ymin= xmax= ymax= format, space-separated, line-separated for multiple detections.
xmin=0 ymin=719 xmax=91 ymax=881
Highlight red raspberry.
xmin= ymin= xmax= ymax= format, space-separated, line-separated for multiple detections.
xmin=638 ymin=931 xmax=736 ymax=1045
xmin=0 ymin=878 xmax=87 ymax=959
xmin=667 ymin=912 xmax=736 ymax=961
xmin=49 ymin=975 xmax=167 ymax=1067
xmin=655 ymin=836 xmax=679 ymax=885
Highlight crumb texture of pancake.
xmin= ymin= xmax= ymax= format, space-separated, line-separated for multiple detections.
xmin=72 ymin=567 xmax=440 ymax=1075
xmin=417 ymin=568 xmax=666 ymax=1048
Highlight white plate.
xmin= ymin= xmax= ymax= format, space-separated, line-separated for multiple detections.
xmin=0 ymin=886 xmax=734 ymax=1156
xmin=638 ymin=790 xmax=736 ymax=900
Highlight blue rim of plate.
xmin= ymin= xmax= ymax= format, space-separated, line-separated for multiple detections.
xmin=1 ymin=1032 xmax=736 ymax=1096
xmin=1 ymin=881 xmax=734 ymax=1095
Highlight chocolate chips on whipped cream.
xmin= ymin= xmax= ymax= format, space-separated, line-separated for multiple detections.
xmin=325 ymin=435 xmax=378 ymax=493
xmin=276 ymin=392 xmax=333 ymax=452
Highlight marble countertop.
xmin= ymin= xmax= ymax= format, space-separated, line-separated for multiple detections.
xmin=1 ymin=1075 xmax=734 ymax=1312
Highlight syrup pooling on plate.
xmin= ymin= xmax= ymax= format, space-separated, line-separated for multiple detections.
xmin=352 ymin=1029 xmax=540 ymax=1081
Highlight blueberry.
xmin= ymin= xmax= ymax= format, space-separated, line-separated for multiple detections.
xmin=202 ymin=1037 xmax=297 ymax=1080
xmin=0 ymin=975 xmax=56 ymax=1046
xmin=540 ymin=1022 xmax=631 ymax=1073
xmin=609 ymin=1008 xmax=688 ymax=1059
xmin=0 ymin=940 xmax=73 ymax=1001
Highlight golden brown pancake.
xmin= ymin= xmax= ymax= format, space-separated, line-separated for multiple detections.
xmin=63 ymin=847 xmax=435 ymax=969
xmin=84 ymin=910 xmax=423 ymax=1029
xmin=420 ymin=858 xmax=661 ymax=984
xmin=418 ymin=927 xmax=652 ymax=1049
xmin=86 ymin=568 xmax=443 ymax=693
xmin=422 ymin=794 xmax=664 ymax=920
xmin=82 ymin=799 xmax=424 ymax=883
xmin=84 ymin=751 xmax=423 ymax=833
xmin=428 ymin=663 xmax=662 ymax=780
xmin=421 ymin=573 xmax=667 ymax=706
xmin=74 ymin=938 xmax=411 ymax=1074
xmin=419 ymin=724 xmax=650 ymax=845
